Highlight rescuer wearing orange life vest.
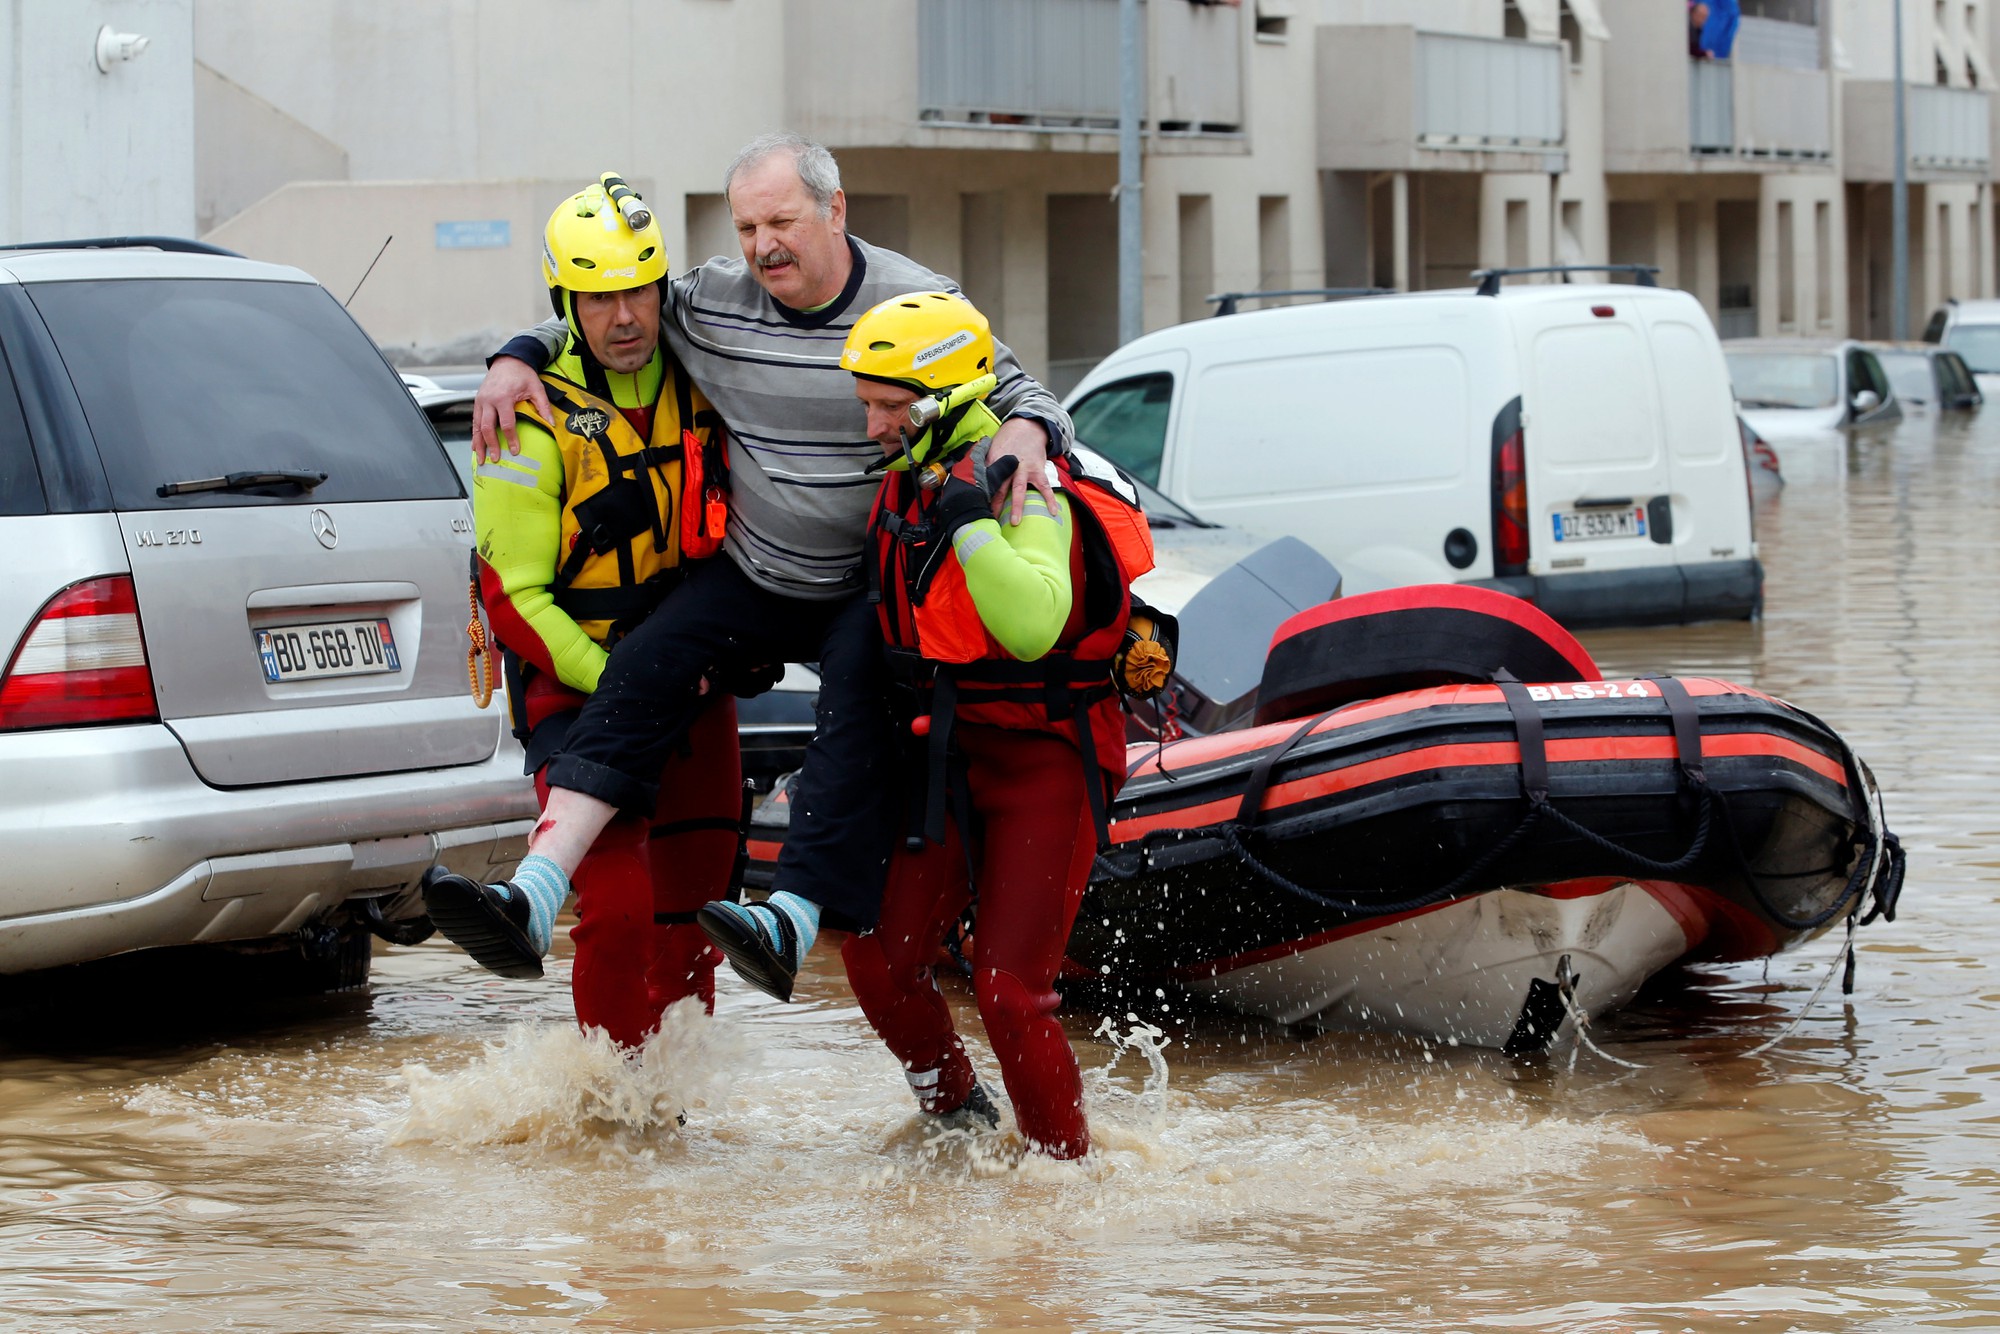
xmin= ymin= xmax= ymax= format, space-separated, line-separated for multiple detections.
xmin=420 ymin=177 xmax=740 ymax=1050
xmin=820 ymin=291 xmax=1160 ymax=1158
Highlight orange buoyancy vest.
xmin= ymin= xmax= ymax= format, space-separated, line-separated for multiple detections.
xmin=871 ymin=448 xmax=1157 ymax=843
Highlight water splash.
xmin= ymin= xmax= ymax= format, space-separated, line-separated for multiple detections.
xmin=390 ymin=999 xmax=744 ymax=1149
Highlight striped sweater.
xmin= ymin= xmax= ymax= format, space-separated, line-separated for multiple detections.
xmin=503 ymin=236 xmax=1074 ymax=601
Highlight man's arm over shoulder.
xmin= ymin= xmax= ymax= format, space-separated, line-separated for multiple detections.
xmin=984 ymin=336 xmax=1075 ymax=459
xmin=491 ymin=316 xmax=568 ymax=372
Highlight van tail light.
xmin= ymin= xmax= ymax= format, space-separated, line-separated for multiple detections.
xmin=0 ymin=576 xmax=159 ymax=731
xmin=1490 ymin=399 xmax=1530 ymax=577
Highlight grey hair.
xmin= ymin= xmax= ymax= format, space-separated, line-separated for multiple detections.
xmin=724 ymin=132 xmax=842 ymax=218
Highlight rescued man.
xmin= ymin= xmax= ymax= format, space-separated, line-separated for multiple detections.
xmin=451 ymin=134 xmax=1075 ymax=997
xmin=836 ymin=291 xmax=1159 ymax=1159
xmin=422 ymin=177 xmax=739 ymax=1047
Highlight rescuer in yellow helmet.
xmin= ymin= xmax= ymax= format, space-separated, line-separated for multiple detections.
xmin=701 ymin=289 xmax=1158 ymax=1158
xmin=421 ymin=176 xmax=738 ymax=1050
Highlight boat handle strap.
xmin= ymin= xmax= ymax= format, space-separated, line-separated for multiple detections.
xmin=1492 ymin=671 xmax=1550 ymax=803
xmin=1235 ymin=708 xmax=1339 ymax=827
xmin=1645 ymin=674 xmax=1707 ymax=788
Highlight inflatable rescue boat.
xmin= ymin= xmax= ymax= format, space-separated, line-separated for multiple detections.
xmin=747 ymin=580 xmax=1905 ymax=1051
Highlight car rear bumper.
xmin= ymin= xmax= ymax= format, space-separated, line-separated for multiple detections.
xmin=0 ymin=721 xmax=538 ymax=974
xmin=1475 ymin=558 xmax=1764 ymax=629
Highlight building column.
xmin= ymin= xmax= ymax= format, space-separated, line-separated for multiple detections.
xmin=1391 ymin=171 xmax=1410 ymax=292
xmin=1001 ymin=187 xmax=1050 ymax=384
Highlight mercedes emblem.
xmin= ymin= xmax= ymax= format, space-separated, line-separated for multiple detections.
xmin=310 ymin=508 xmax=338 ymax=550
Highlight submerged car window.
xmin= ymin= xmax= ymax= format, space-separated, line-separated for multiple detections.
xmin=1726 ymin=352 xmax=1838 ymax=409
xmin=28 ymin=278 xmax=461 ymax=510
xmin=1070 ymin=373 xmax=1173 ymax=487
xmin=1940 ymin=352 xmax=1979 ymax=401
xmin=1943 ymin=324 xmax=2000 ymax=374
xmin=1850 ymin=351 xmax=1890 ymax=402
xmin=1876 ymin=353 xmax=1932 ymax=403
xmin=0 ymin=353 xmax=45 ymax=515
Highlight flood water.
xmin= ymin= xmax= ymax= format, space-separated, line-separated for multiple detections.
xmin=4 ymin=408 xmax=1998 ymax=1333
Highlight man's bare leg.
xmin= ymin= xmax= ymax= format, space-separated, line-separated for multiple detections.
xmin=529 ymin=786 xmax=617 ymax=874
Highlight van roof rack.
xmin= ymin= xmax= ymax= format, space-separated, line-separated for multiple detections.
xmin=0 ymin=236 xmax=243 ymax=258
xmin=1472 ymin=265 xmax=1659 ymax=296
xmin=1207 ymin=287 xmax=1394 ymax=317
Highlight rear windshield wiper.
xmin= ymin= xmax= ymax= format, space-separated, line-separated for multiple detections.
xmin=157 ymin=469 xmax=328 ymax=498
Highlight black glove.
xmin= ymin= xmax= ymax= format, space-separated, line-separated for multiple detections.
xmin=930 ymin=472 xmax=995 ymax=545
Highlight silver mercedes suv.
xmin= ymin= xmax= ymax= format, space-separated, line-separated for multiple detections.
xmin=0 ymin=239 xmax=536 ymax=991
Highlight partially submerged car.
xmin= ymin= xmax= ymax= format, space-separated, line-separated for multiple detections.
xmin=1866 ymin=343 xmax=1983 ymax=413
xmin=1921 ymin=297 xmax=2000 ymax=395
xmin=1725 ymin=337 xmax=1903 ymax=436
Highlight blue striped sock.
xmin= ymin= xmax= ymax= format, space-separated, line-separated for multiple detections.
xmin=765 ymin=890 xmax=821 ymax=962
xmin=501 ymin=854 xmax=570 ymax=957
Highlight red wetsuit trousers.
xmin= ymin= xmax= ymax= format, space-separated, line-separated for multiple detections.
xmin=841 ymin=723 xmax=1099 ymax=1159
xmin=530 ymin=681 xmax=740 ymax=1050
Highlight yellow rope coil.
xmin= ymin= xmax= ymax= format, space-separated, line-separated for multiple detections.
xmin=466 ymin=577 xmax=496 ymax=708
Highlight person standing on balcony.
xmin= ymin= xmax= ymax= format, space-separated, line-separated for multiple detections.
xmin=457 ymin=134 xmax=1074 ymax=999
xmin=422 ymin=177 xmax=739 ymax=1049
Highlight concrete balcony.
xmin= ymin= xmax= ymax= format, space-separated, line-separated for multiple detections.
xmin=1602 ymin=0 xmax=1832 ymax=171
xmin=1318 ymin=26 xmax=1565 ymax=173
xmin=1690 ymin=60 xmax=1832 ymax=162
xmin=780 ymin=0 xmax=1244 ymax=152
xmin=1844 ymin=82 xmax=1991 ymax=181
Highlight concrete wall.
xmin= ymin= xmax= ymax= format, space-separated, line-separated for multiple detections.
xmin=206 ymin=179 xmax=622 ymax=365
xmin=193 ymin=61 xmax=347 ymax=236
xmin=1 ymin=0 xmax=195 ymax=243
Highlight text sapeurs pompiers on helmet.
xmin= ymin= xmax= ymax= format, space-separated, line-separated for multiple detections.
xmin=843 ymin=290 xmax=1002 ymax=488
xmin=542 ymin=173 xmax=666 ymax=345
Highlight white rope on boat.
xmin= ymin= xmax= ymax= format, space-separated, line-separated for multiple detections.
xmin=1740 ymin=917 xmax=1855 ymax=1059
xmin=1556 ymin=982 xmax=1647 ymax=1071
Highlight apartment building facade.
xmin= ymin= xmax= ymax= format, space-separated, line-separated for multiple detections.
xmin=6 ymin=0 xmax=1996 ymax=371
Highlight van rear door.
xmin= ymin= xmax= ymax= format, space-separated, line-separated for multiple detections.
xmin=1514 ymin=299 xmax=1675 ymax=581
xmin=1639 ymin=298 xmax=1756 ymax=589
xmin=25 ymin=273 xmax=495 ymax=788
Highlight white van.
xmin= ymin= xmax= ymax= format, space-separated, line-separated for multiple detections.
xmin=1065 ymin=276 xmax=1762 ymax=627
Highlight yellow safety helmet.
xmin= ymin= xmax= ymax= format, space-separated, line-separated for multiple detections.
xmin=842 ymin=290 xmax=995 ymax=393
xmin=542 ymin=174 xmax=668 ymax=311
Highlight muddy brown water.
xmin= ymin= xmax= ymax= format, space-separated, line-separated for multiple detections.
xmin=4 ymin=410 xmax=1998 ymax=1333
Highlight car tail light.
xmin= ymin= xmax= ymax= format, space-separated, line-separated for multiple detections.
xmin=0 ymin=576 xmax=159 ymax=731
xmin=1490 ymin=412 xmax=1530 ymax=577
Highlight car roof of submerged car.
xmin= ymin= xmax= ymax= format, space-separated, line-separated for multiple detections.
xmin=0 ymin=247 xmax=314 ymax=286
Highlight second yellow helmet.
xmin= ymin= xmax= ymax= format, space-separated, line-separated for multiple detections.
xmin=842 ymin=290 xmax=995 ymax=392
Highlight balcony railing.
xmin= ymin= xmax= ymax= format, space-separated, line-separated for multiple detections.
xmin=917 ymin=0 xmax=1241 ymax=132
xmin=1908 ymin=84 xmax=1990 ymax=171
xmin=919 ymin=0 xmax=1118 ymax=126
xmin=1690 ymin=59 xmax=1733 ymax=152
xmin=1413 ymin=32 xmax=1563 ymax=149
xmin=1688 ymin=59 xmax=1831 ymax=160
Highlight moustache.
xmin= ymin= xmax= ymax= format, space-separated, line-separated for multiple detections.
xmin=757 ymin=247 xmax=799 ymax=270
